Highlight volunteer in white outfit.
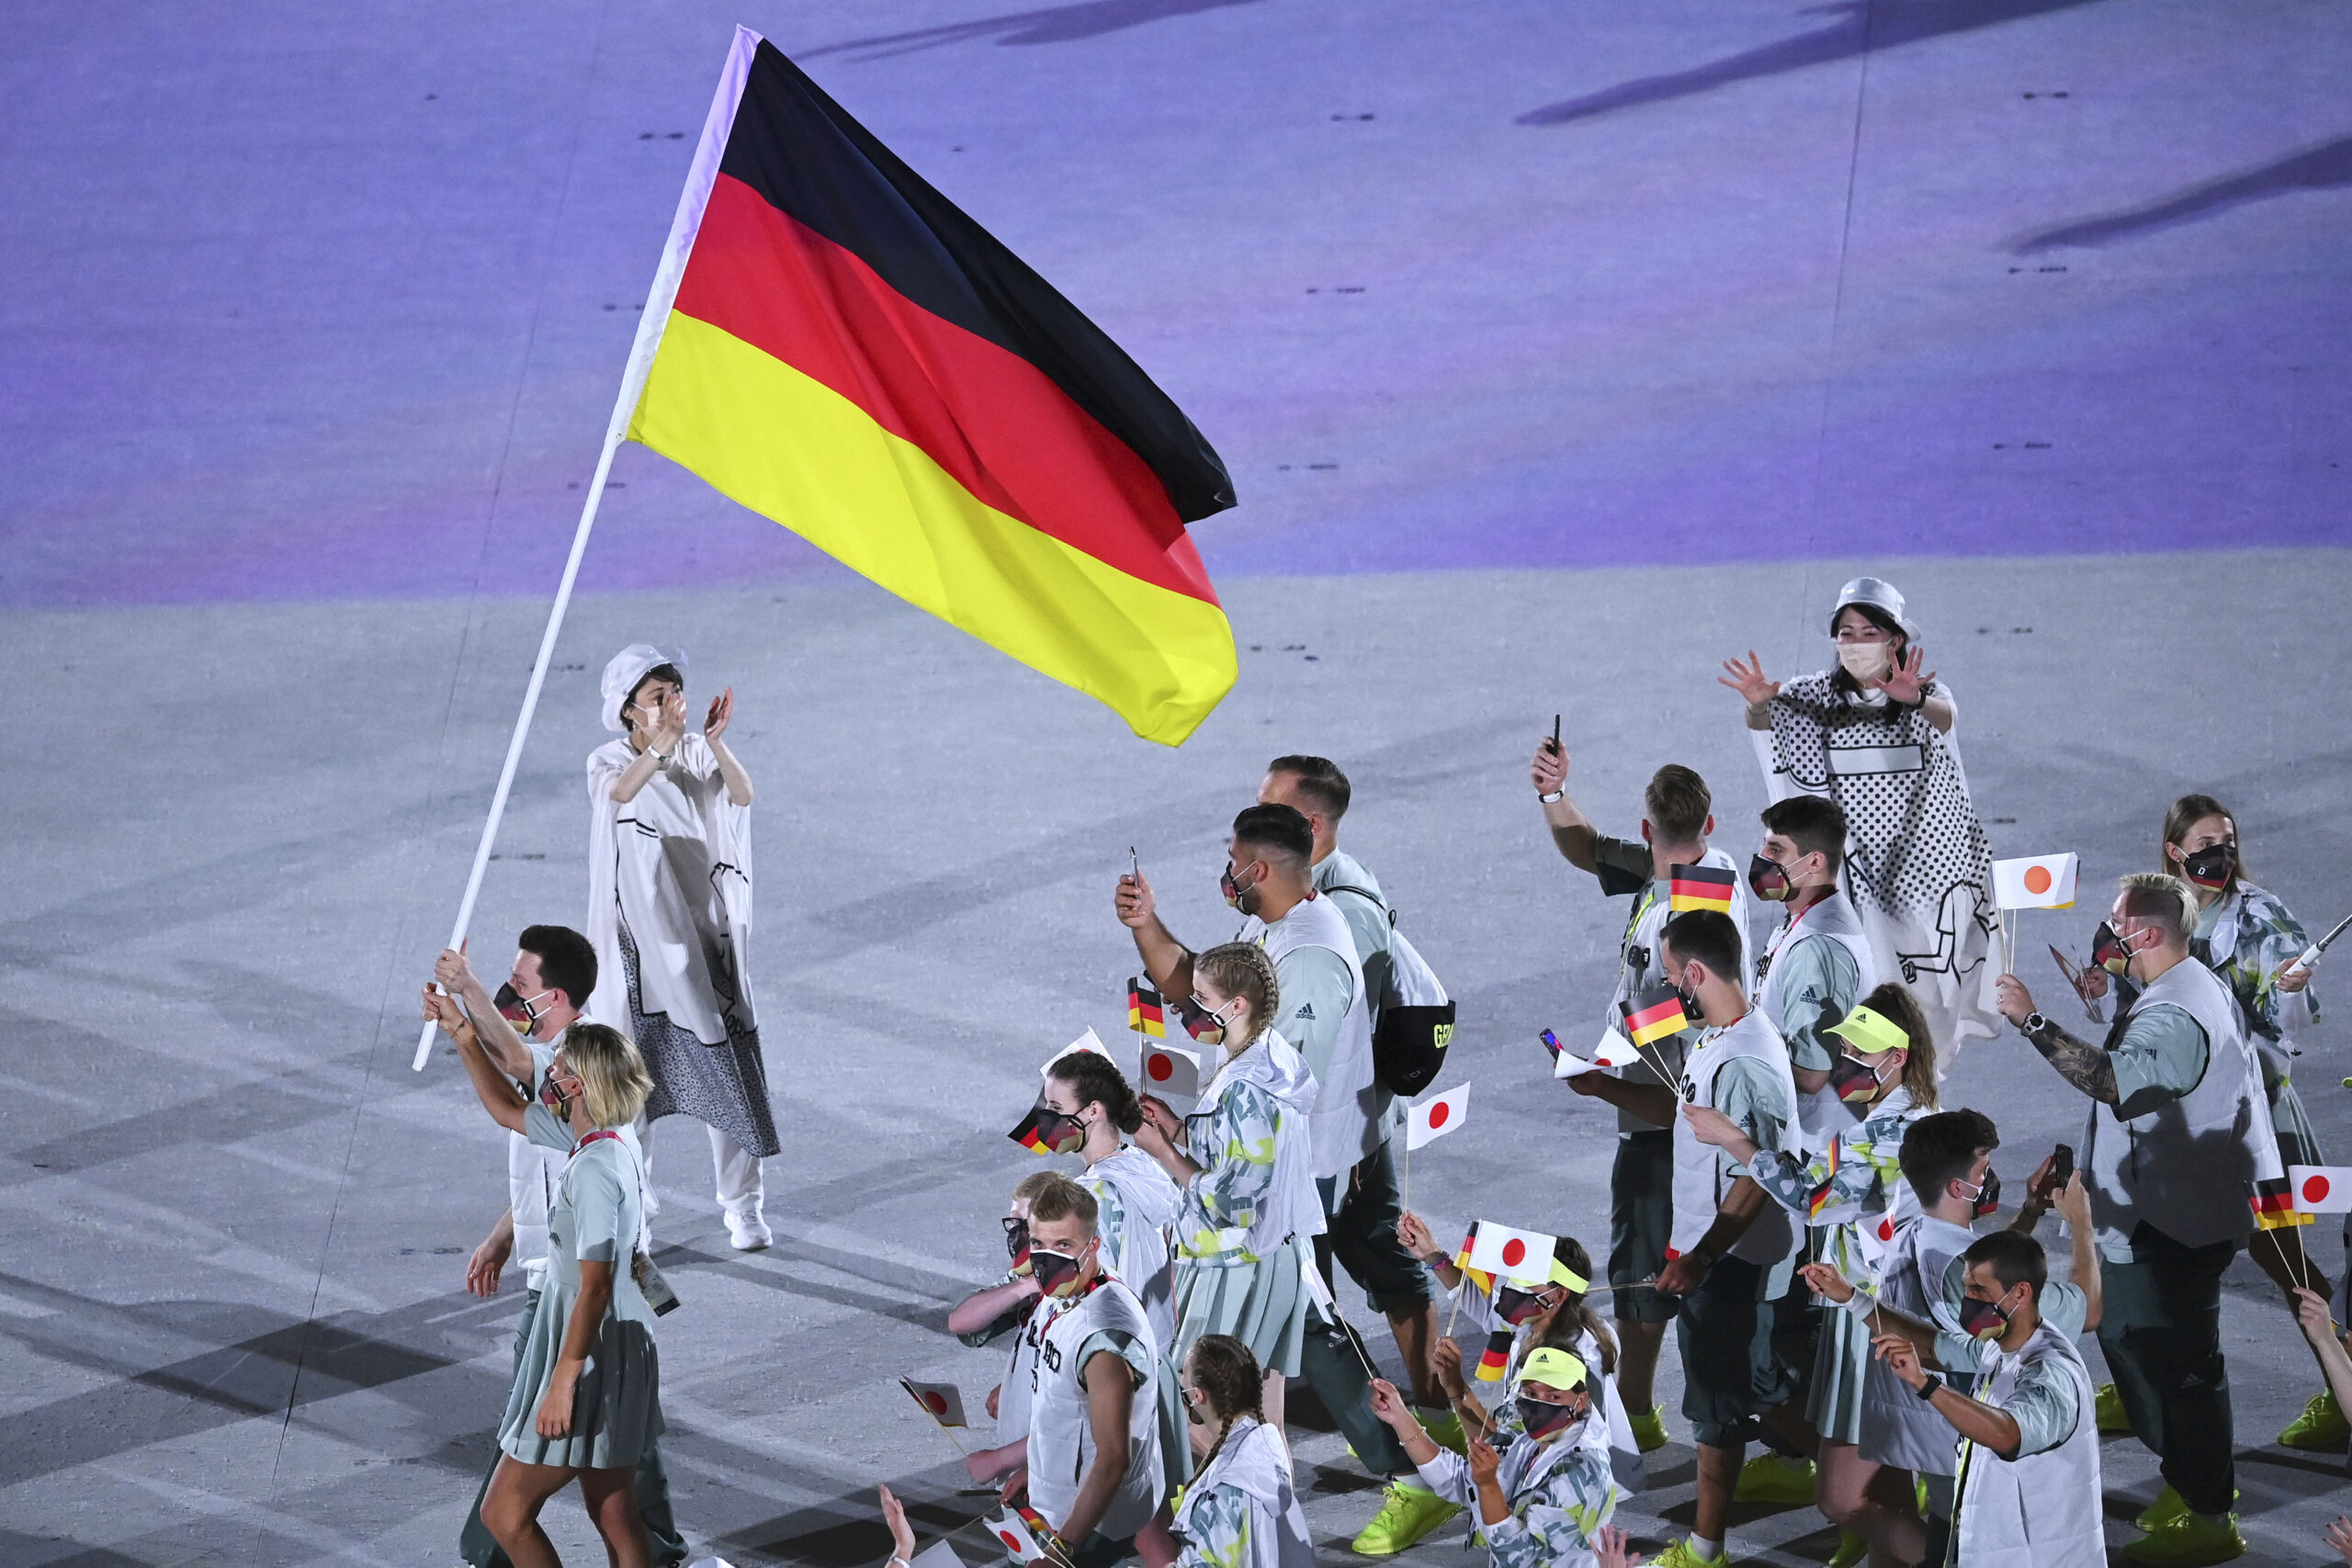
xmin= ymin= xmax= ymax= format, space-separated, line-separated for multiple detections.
xmin=586 ymin=644 xmax=776 ymax=1252
xmin=1583 ymin=910 xmax=1801 ymax=1568
xmin=1749 ymin=795 xmax=1882 ymax=1146
xmin=949 ymin=1170 xmax=1058 ymax=1491
xmin=1722 ymin=575 xmax=2001 ymax=1059
xmin=1162 ymin=1335 xmax=1315 ymax=1568
xmin=1041 ymin=1052 xmax=1191 ymax=1496
xmin=1395 ymin=1218 xmax=1640 ymax=1492
xmin=1022 ymin=1173 xmax=1168 ymax=1568
xmin=1996 ymin=873 xmax=2274 ymax=1565
xmin=1535 ymin=745 xmax=1748 ymax=1455
xmin=1871 ymin=1232 xmax=2104 ymax=1568
xmin=1370 ymin=1352 xmax=1625 ymax=1568
xmin=430 ymin=928 xmax=686 ymax=1568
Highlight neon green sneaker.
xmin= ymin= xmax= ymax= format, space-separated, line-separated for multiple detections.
xmin=2121 ymin=1510 xmax=2245 ymax=1565
xmin=2096 ymin=1381 xmax=2132 ymax=1434
xmin=2135 ymin=1486 xmax=2188 ymax=1533
xmin=1350 ymin=1481 xmax=1462 ymax=1556
xmin=1826 ymin=1529 xmax=1868 ymax=1568
xmin=1732 ymin=1450 xmax=1815 ymax=1505
xmin=1651 ymin=1541 xmax=1735 ymax=1568
xmin=1627 ymin=1403 xmax=1669 ymax=1452
xmin=2136 ymin=1485 xmax=2237 ymax=1533
xmin=1416 ymin=1408 xmax=1467 ymax=1455
xmin=2278 ymin=1387 xmax=2351 ymax=1452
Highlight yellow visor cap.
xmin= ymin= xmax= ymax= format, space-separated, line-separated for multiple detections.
xmin=1826 ymin=1004 xmax=1908 ymax=1056
xmin=1514 ymin=1347 xmax=1589 ymax=1393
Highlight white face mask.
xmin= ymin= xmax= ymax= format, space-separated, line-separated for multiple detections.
xmin=1837 ymin=642 xmax=1892 ymax=682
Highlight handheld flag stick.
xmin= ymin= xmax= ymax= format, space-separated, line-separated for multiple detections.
xmin=2290 ymin=911 xmax=2352 ymax=976
xmin=1300 ymin=1251 xmax=1384 ymax=1384
xmin=413 ymin=41 xmax=743 ymax=1073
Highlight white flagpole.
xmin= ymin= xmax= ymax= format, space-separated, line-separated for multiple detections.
xmin=410 ymin=434 xmax=625 ymax=1072
xmin=412 ymin=26 xmax=761 ymax=1072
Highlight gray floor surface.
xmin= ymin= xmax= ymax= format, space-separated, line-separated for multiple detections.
xmin=6 ymin=552 xmax=2350 ymax=1565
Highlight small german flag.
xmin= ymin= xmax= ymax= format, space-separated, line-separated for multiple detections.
xmin=2249 ymin=1176 xmax=2313 ymax=1231
xmin=1128 ymin=976 xmax=1166 ymax=1039
xmin=1668 ymin=863 xmax=1738 ymax=914
xmin=1452 ymin=1230 xmax=1495 ymax=1296
xmin=1622 ymin=984 xmax=1691 ymax=1049
xmin=1807 ymin=1141 xmax=1844 ymax=1222
xmin=1008 ymin=1107 xmax=1054 ymax=1156
xmin=1474 ymin=1329 xmax=1513 ymax=1382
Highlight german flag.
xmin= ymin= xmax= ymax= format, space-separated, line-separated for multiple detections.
xmin=1452 ymin=1229 xmax=1495 ymax=1296
xmin=1474 ymin=1329 xmax=1513 ymax=1382
xmin=623 ymin=29 xmax=1237 ymax=745
xmin=1007 ymin=1107 xmax=1053 ymax=1156
xmin=1621 ymin=984 xmax=1691 ymax=1049
xmin=2249 ymin=1176 xmax=2312 ymax=1231
xmin=1128 ymin=977 xmax=1166 ymax=1039
xmin=1668 ymin=863 xmax=1738 ymax=914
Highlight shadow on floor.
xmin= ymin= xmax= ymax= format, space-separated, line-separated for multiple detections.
xmin=803 ymin=0 xmax=1265 ymax=62
xmin=2010 ymin=134 xmax=2352 ymax=251
xmin=1518 ymin=0 xmax=2108 ymax=128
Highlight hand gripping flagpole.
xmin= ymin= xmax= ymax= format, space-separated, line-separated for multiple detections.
xmin=413 ymin=28 xmax=759 ymax=1071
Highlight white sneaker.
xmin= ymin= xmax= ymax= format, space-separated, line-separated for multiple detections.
xmin=724 ymin=1211 xmax=772 ymax=1251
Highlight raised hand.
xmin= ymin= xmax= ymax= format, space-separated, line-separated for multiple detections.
xmin=1882 ymin=644 xmax=1938 ymax=705
xmin=1530 ymin=739 xmax=1569 ymax=797
xmin=421 ymin=984 xmax=467 ymax=1036
xmin=433 ymin=940 xmax=476 ymax=996
xmin=878 ymin=1483 xmax=918 ymax=1562
xmin=1995 ymin=974 xmax=2035 ymax=1026
xmin=2327 ymin=1515 xmax=2352 ymax=1566
xmin=1466 ymin=1436 xmax=1501 ymax=1487
xmin=1396 ymin=1210 xmax=1437 ymax=1259
xmin=1114 ymin=870 xmax=1156 ymax=931
xmin=652 ymin=689 xmax=689 ymax=750
xmin=1717 ymin=650 xmax=1780 ymax=708
xmin=1368 ymin=1377 xmax=1419 ymax=1435
xmin=1430 ymin=1335 xmax=1467 ymax=1397
xmin=705 ymin=685 xmax=736 ymax=742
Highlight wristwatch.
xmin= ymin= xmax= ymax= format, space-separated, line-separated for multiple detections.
xmin=1914 ymin=1374 xmax=1942 ymax=1402
xmin=2019 ymin=1011 xmax=2049 ymax=1037
xmin=1537 ymin=789 xmax=1565 ymax=804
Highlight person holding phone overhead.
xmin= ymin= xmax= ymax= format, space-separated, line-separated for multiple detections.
xmin=586 ymin=644 xmax=777 ymax=1252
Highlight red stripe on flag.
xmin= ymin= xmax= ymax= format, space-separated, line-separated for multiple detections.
xmin=673 ymin=175 xmax=1216 ymax=604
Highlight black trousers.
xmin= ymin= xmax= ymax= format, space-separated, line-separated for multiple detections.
xmin=2097 ymin=1224 xmax=2238 ymax=1517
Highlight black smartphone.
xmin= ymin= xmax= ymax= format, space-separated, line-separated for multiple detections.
xmin=2052 ymin=1143 xmax=2074 ymax=1188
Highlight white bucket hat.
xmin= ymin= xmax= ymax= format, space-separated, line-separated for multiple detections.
xmin=600 ymin=643 xmax=687 ymax=733
xmin=1829 ymin=577 xmax=1914 ymax=638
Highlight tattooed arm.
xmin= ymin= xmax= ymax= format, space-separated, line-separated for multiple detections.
xmin=2022 ymin=1017 xmax=2118 ymax=1103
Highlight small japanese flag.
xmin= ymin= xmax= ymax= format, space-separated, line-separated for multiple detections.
xmin=2290 ymin=1166 xmax=2352 ymax=1213
xmin=1140 ymin=1040 xmax=1202 ymax=1103
xmin=1407 ymin=1084 xmax=1469 ymax=1150
xmin=1852 ymin=1210 xmax=1903 ymax=1270
xmin=1466 ymin=1220 xmax=1557 ymax=1285
xmin=1992 ymin=854 xmax=2078 ymax=911
xmin=1555 ymin=1026 xmax=1642 ymax=1078
xmin=899 ymin=1377 xmax=967 ymax=1428
xmin=1040 ymin=1027 xmax=1114 ymax=1077
xmin=989 ymin=1508 xmax=1050 ymax=1565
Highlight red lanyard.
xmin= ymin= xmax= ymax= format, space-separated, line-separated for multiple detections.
xmin=571 ymin=1128 xmax=621 ymax=1158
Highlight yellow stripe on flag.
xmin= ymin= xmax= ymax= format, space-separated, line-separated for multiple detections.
xmin=628 ymin=312 xmax=1238 ymax=746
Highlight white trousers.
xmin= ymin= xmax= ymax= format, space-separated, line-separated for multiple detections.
xmin=634 ymin=1115 xmax=765 ymax=1222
